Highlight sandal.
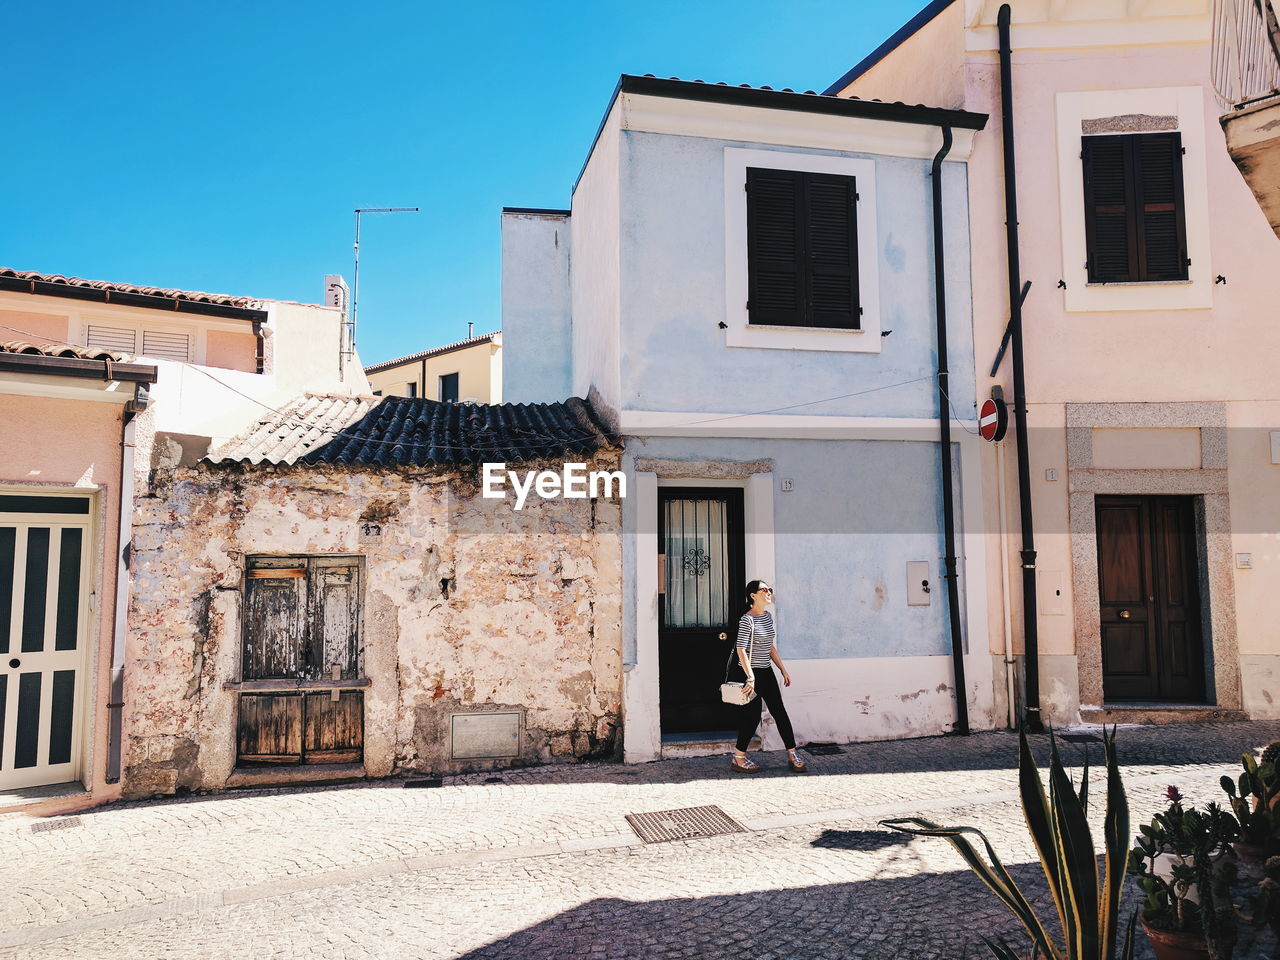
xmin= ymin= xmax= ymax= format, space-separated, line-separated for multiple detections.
xmin=787 ymin=750 xmax=807 ymax=773
xmin=731 ymin=753 xmax=760 ymax=773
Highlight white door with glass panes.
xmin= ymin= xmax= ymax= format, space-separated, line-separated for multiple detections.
xmin=0 ymin=493 xmax=93 ymax=790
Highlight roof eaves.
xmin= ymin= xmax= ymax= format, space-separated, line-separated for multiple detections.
xmin=364 ymin=332 xmax=500 ymax=374
xmin=621 ymin=73 xmax=984 ymax=130
xmin=822 ymin=0 xmax=959 ymax=96
xmin=0 ymin=269 xmax=268 ymax=323
xmin=502 ymin=207 xmax=571 ymax=217
xmin=0 ymin=350 xmax=158 ymax=384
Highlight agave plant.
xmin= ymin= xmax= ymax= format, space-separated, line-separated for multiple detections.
xmin=882 ymin=728 xmax=1134 ymax=960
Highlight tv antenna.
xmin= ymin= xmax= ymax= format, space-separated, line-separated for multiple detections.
xmin=349 ymin=206 xmax=418 ymax=365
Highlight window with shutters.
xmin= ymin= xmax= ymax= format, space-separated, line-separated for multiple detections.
xmin=1082 ymin=132 xmax=1188 ymax=284
xmin=746 ymin=168 xmax=860 ymax=329
xmin=724 ymin=148 xmax=881 ymax=353
xmin=82 ymin=319 xmax=197 ymax=362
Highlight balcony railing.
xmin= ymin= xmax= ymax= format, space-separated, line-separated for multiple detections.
xmin=1213 ymin=0 xmax=1280 ymax=110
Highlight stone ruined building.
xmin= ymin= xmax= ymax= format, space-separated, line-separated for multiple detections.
xmin=123 ymin=393 xmax=623 ymax=797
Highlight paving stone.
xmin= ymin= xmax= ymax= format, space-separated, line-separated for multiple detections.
xmin=1 ymin=722 xmax=1278 ymax=959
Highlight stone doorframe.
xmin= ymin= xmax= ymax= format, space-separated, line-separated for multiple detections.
xmin=1066 ymin=402 xmax=1240 ymax=710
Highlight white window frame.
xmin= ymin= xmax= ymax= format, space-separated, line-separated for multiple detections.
xmin=723 ymin=147 xmax=881 ymax=353
xmin=1056 ymin=86 xmax=1212 ymax=312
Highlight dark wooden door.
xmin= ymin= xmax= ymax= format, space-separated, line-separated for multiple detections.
xmin=658 ymin=489 xmax=745 ymax=735
xmin=1096 ymin=495 xmax=1205 ymax=702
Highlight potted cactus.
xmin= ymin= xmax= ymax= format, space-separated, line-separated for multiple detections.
xmin=1127 ymin=788 xmax=1240 ymax=960
xmin=1220 ymin=741 xmax=1280 ymax=879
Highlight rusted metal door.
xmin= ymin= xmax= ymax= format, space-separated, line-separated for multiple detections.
xmin=1096 ymin=495 xmax=1205 ymax=702
xmin=0 ymin=494 xmax=92 ymax=791
xmin=237 ymin=557 xmax=363 ymax=766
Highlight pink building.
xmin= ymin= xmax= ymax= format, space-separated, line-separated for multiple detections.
xmin=835 ymin=0 xmax=1280 ymax=728
xmin=0 ymin=269 xmax=365 ymax=813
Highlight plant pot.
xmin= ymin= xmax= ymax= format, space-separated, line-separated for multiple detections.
xmin=1140 ymin=916 xmax=1211 ymax=960
xmin=1151 ymin=847 xmax=1228 ymax=904
xmin=1233 ymin=840 xmax=1266 ymax=879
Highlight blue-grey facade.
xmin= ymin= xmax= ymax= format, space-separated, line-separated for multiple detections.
xmin=502 ymin=77 xmax=997 ymax=759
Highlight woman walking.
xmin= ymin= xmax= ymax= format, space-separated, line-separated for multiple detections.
xmin=731 ymin=579 xmax=806 ymax=773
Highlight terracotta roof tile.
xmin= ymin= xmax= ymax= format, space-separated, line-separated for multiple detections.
xmin=205 ymin=394 xmax=377 ymax=466
xmin=364 ymin=332 xmax=500 ymax=374
xmin=0 ymin=339 xmax=132 ymax=362
xmin=0 ymin=267 xmax=260 ymax=308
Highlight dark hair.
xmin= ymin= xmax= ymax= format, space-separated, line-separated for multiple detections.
xmin=743 ymin=579 xmax=770 ymax=613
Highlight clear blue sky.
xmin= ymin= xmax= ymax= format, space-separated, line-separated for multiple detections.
xmin=4 ymin=1 xmax=922 ymax=367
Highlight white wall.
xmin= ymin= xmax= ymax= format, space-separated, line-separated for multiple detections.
xmin=501 ymin=212 xmax=573 ymax=402
xmin=569 ymin=105 xmax=623 ymax=419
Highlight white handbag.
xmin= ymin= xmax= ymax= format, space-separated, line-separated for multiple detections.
xmin=719 ymin=619 xmax=757 ymax=705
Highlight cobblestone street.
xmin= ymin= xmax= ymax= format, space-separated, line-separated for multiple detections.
xmin=3 ymin=722 xmax=1278 ymax=960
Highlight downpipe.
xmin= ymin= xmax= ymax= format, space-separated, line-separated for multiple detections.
xmin=106 ymin=394 xmax=142 ymax=783
xmin=998 ymin=3 xmax=1043 ymax=733
xmin=931 ymin=123 xmax=969 ymax=736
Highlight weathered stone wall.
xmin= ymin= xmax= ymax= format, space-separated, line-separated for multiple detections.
xmin=123 ymin=450 xmax=623 ymax=797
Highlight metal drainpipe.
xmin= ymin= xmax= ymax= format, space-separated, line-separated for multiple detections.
xmin=998 ymin=3 xmax=1043 ymax=733
xmin=106 ymin=400 xmax=140 ymax=783
xmin=931 ymin=123 xmax=969 ymax=736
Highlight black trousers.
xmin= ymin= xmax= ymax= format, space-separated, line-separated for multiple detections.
xmin=736 ymin=667 xmax=796 ymax=752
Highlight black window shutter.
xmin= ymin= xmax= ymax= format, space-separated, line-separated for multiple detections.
xmin=1135 ymin=132 xmax=1188 ymax=281
xmin=1083 ymin=132 xmax=1188 ymax=283
xmin=1083 ymin=135 xmax=1135 ymax=283
xmin=747 ymin=167 xmax=859 ymax=328
xmin=804 ymin=173 xmax=860 ymax=329
xmin=746 ymin=168 xmax=803 ymax=326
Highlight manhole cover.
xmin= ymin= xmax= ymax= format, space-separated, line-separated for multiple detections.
xmin=625 ymin=805 xmax=745 ymax=844
xmin=31 ymin=816 xmax=81 ymax=834
xmin=804 ymin=742 xmax=843 ymax=755
xmin=1061 ymin=734 xmax=1102 ymax=744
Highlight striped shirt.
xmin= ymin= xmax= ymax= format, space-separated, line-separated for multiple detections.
xmin=737 ymin=612 xmax=776 ymax=669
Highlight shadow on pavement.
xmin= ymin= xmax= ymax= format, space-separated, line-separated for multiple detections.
xmin=810 ymin=828 xmax=912 ymax=852
xmin=449 ymin=859 xmax=1059 ymax=960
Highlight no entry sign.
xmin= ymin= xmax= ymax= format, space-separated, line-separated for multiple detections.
xmin=979 ymin=396 xmax=1008 ymax=442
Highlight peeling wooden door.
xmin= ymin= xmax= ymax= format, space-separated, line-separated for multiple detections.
xmin=237 ymin=557 xmax=364 ymax=766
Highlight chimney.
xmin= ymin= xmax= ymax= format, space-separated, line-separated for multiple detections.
xmin=468 ymin=321 xmax=475 ymax=338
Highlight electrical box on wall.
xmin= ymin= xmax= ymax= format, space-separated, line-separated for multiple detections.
xmin=907 ymin=561 xmax=931 ymax=605
xmin=1038 ymin=570 xmax=1066 ymax=616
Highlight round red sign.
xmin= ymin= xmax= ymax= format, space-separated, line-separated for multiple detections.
xmin=979 ymin=397 xmax=1008 ymax=442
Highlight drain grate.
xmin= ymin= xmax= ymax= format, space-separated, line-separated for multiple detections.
xmin=803 ymin=742 xmax=844 ymax=756
xmin=404 ymin=778 xmax=443 ymax=789
xmin=31 ymin=816 xmax=81 ymax=834
xmin=1061 ymin=734 xmax=1102 ymax=744
xmin=625 ymin=805 xmax=745 ymax=844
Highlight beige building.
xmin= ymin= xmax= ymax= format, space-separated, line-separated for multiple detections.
xmin=365 ymin=332 xmax=501 ymax=403
xmin=835 ymin=0 xmax=1280 ymax=728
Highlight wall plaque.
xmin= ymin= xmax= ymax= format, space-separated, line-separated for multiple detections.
xmin=451 ymin=711 xmax=521 ymax=760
